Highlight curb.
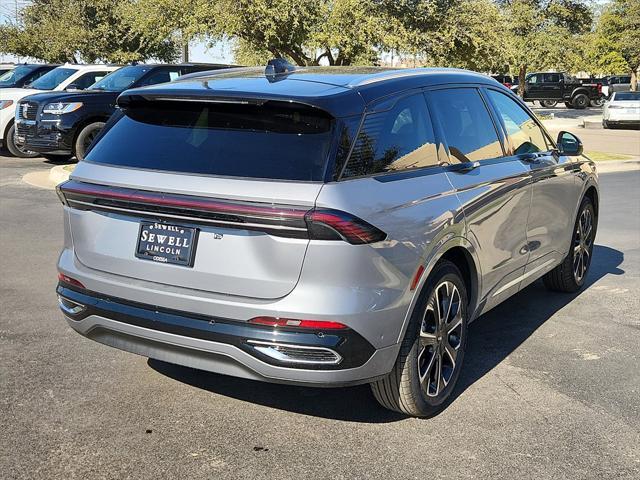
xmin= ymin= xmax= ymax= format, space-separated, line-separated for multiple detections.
xmin=595 ymin=159 xmax=640 ymax=173
xmin=582 ymin=119 xmax=603 ymax=129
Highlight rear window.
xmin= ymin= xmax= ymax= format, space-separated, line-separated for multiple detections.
xmin=85 ymin=100 xmax=335 ymax=181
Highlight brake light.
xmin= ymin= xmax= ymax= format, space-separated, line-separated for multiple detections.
xmin=248 ymin=317 xmax=348 ymax=330
xmin=305 ymin=209 xmax=386 ymax=245
xmin=597 ymin=82 xmax=602 ymax=94
xmin=58 ymin=273 xmax=85 ymax=289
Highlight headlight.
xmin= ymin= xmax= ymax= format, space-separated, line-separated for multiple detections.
xmin=0 ymin=100 xmax=14 ymax=110
xmin=43 ymin=102 xmax=83 ymax=114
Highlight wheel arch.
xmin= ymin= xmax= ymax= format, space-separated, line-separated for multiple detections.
xmin=395 ymin=237 xmax=482 ymax=345
xmin=2 ymin=117 xmax=14 ymax=141
xmin=570 ymin=88 xmax=591 ymax=100
xmin=584 ymin=185 xmax=599 ymax=220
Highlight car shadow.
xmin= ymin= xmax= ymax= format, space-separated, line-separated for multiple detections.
xmin=148 ymin=244 xmax=624 ymax=423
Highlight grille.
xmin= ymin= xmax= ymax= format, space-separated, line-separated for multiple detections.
xmin=17 ymin=102 xmax=38 ymax=120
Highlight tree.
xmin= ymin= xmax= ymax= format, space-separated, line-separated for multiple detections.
xmin=501 ymin=0 xmax=593 ymax=95
xmin=0 ymin=0 xmax=178 ymax=63
xmin=588 ymin=0 xmax=640 ymax=89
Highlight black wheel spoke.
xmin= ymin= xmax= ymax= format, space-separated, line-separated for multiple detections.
xmin=418 ymin=279 xmax=465 ymax=398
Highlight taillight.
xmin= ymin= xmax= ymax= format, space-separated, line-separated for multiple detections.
xmin=58 ymin=273 xmax=85 ymax=289
xmin=248 ymin=317 xmax=348 ymax=330
xmin=305 ymin=209 xmax=386 ymax=245
xmin=597 ymin=82 xmax=602 ymax=94
xmin=58 ymin=180 xmax=387 ymax=245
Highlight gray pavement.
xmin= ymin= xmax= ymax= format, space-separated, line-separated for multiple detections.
xmin=1 ymin=154 xmax=639 ymax=479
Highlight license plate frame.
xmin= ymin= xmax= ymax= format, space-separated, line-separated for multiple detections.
xmin=135 ymin=221 xmax=198 ymax=267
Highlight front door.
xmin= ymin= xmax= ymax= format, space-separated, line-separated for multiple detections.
xmin=427 ymin=87 xmax=532 ymax=314
xmin=483 ymin=88 xmax=581 ymax=289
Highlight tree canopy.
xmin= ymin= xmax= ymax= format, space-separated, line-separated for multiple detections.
xmin=0 ymin=0 xmax=635 ymax=88
xmin=0 ymin=0 xmax=178 ymax=63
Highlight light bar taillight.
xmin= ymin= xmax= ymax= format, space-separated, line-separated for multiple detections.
xmin=248 ymin=317 xmax=348 ymax=330
xmin=57 ymin=180 xmax=386 ymax=245
xmin=305 ymin=209 xmax=386 ymax=245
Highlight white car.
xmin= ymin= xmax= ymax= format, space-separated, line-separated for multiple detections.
xmin=0 ymin=64 xmax=119 ymax=157
xmin=602 ymin=91 xmax=640 ymax=129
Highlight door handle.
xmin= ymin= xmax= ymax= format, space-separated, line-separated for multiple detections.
xmin=451 ymin=161 xmax=481 ymax=173
xmin=520 ymin=153 xmax=541 ymax=164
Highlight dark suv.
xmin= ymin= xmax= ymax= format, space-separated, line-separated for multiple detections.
xmin=16 ymin=64 xmax=233 ymax=161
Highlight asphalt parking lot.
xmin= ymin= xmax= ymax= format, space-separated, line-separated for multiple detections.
xmin=1 ymin=154 xmax=639 ymax=479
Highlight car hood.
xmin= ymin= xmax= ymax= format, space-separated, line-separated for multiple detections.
xmin=0 ymin=88 xmax=46 ymax=101
xmin=20 ymin=90 xmax=119 ymax=105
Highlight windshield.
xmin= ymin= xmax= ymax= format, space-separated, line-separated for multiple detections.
xmin=89 ymin=65 xmax=151 ymax=92
xmin=29 ymin=67 xmax=77 ymax=90
xmin=86 ymin=100 xmax=335 ymax=181
xmin=0 ymin=65 xmax=36 ymax=87
xmin=614 ymin=92 xmax=640 ymax=101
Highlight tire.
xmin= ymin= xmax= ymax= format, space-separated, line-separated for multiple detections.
xmin=590 ymin=98 xmax=604 ymax=107
xmin=74 ymin=122 xmax=105 ymax=161
xmin=540 ymin=100 xmax=558 ymax=108
xmin=543 ymin=197 xmax=596 ymax=293
xmin=565 ymin=102 xmax=574 ymax=109
xmin=371 ymin=260 xmax=468 ymax=417
xmin=5 ymin=124 xmax=39 ymax=158
xmin=572 ymin=93 xmax=589 ymax=109
xmin=42 ymin=154 xmax=73 ymax=162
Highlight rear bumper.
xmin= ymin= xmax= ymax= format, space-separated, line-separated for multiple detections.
xmin=57 ymin=284 xmax=397 ymax=386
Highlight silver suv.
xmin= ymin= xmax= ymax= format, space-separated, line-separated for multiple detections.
xmin=56 ymin=65 xmax=598 ymax=417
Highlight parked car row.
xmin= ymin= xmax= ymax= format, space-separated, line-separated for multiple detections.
xmin=0 ymin=62 xmax=233 ymax=159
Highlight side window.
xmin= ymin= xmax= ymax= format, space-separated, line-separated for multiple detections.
xmin=72 ymin=71 xmax=109 ymax=89
xmin=137 ymin=68 xmax=182 ymax=87
xmin=486 ymin=89 xmax=550 ymax=155
xmin=429 ymin=88 xmax=503 ymax=163
xmin=528 ymin=74 xmax=539 ymax=84
xmin=342 ymin=93 xmax=438 ymax=178
xmin=544 ymin=73 xmax=560 ymax=83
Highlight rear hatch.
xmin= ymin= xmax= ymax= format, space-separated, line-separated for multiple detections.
xmin=62 ymin=94 xmax=344 ymax=299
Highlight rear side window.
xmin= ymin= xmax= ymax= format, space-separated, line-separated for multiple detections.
xmin=85 ymin=100 xmax=334 ymax=181
xmin=342 ymin=93 xmax=438 ymax=178
xmin=543 ymin=73 xmax=560 ymax=83
xmin=429 ymin=88 xmax=503 ymax=163
xmin=486 ymin=90 xmax=550 ymax=154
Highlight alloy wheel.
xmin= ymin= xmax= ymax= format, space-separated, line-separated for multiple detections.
xmin=417 ymin=281 xmax=463 ymax=397
xmin=573 ymin=207 xmax=593 ymax=283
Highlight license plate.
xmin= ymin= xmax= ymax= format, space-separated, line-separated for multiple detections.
xmin=135 ymin=221 xmax=198 ymax=267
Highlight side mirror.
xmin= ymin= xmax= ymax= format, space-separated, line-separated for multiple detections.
xmin=557 ymin=131 xmax=583 ymax=156
xmin=65 ymin=83 xmax=81 ymax=91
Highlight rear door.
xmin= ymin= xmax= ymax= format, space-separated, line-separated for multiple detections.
xmin=484 ymin=88 xmax=581 ymax=288
xmin=66 ymin=98 xmax=339 ymax=299
xmin=429 ymin=87 xmax=532 ymax=312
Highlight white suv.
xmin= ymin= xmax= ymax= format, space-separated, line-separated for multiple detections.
xmin=0 ymin=64 xmax=119 ymax=157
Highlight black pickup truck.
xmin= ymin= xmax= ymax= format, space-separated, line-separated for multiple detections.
xmin=516 ymin=72 xmax=603 ymax=109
